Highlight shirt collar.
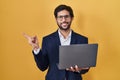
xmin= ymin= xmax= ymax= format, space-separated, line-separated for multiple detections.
xmin=58 ymin=29 xmax=72 ymax=39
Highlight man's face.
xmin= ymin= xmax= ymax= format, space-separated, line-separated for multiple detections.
xmin=56 ymin=10 xmax=73 ymax=31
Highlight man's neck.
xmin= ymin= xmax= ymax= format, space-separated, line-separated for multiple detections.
xmin=59 ymin=29 xmax=71 ymax=39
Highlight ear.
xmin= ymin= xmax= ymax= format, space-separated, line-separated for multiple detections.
xmin=71 ymin=17 xmax=74 ymax=21
xmin=55 ymin=17 xmax=58 ymax=23
xmin=55 ymin=17 xmax=57 ymax=21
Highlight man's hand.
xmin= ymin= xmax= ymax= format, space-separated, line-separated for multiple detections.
xmin=66 ymin=65 xmax=89 ymax=73
xmin=23 ymin=33 xmax=39 ymax=50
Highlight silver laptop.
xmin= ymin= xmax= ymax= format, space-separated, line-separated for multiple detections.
xmin=57 ymin=44 xmax=98 ymax=70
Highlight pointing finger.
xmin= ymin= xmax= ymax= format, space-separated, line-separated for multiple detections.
xmin=23 ymin=32 xmax=31 ymax=39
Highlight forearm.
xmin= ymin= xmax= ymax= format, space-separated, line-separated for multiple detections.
xmin=32 ymin=50 xmax=49 ymax=71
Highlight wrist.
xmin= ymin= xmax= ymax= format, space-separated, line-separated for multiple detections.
xmin=33 ymin=44 xmax=39 ymax=51
xmin=33 ymin=48 xmax=40 ymax=55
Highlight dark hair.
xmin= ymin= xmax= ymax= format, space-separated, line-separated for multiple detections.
xmin=54 ymin=4 xmax=74 ymax=18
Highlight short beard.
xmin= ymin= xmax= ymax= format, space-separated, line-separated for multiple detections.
xmin=57 ymin=22 xmax=71 ymax=31
xmin=59 ymin=25 xmax=70 ymax=31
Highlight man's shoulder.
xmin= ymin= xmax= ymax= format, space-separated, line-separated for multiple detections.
xmin=72 ymin=31 xmax=88 ymax=39
xmin=72 ymin=31 xmax=88 ymax=43
xmin=43 ymin=31 xmax=58 ymax=39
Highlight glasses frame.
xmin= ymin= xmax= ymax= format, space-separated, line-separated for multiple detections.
xmin=57 ymin=15 xmax=71 ymax=21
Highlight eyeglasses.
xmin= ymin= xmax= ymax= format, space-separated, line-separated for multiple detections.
xmin=57 ymin=15 xmax=71 ymax=20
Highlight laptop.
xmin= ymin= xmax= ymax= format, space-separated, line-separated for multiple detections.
xmin=57 ymin=44 xmax=98 ymax=70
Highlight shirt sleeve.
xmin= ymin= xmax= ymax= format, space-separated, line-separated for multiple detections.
xmin=33 ymin=48 xmax=40 ymax=55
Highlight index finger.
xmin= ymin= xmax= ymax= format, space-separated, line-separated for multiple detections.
xmin=22 ymin=32 xmax=31 ymax=39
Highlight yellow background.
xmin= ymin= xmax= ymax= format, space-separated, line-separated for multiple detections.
xmin=0 ymin=0 xmax=120 ymax=80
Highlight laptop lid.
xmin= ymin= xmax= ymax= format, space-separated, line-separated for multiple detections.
xmin=57 ymin=44 xmax=98 ymax=70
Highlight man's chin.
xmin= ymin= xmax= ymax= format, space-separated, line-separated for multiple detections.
xmin=59 ymin=27 xmax=70 ymax=31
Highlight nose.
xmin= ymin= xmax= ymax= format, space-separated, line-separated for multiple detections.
xmin=62 ymin=17 xmax=66 ymax=22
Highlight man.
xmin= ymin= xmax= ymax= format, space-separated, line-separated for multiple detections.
xmin=23 ymin=4 xmax=89 ymax=80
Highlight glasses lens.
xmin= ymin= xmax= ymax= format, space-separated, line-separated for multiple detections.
xmin=57 ymin=15 xmax=70 ymax=20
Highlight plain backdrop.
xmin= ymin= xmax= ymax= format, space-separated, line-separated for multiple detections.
xmin=0 ymin=0 xmax=120 ymax=80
